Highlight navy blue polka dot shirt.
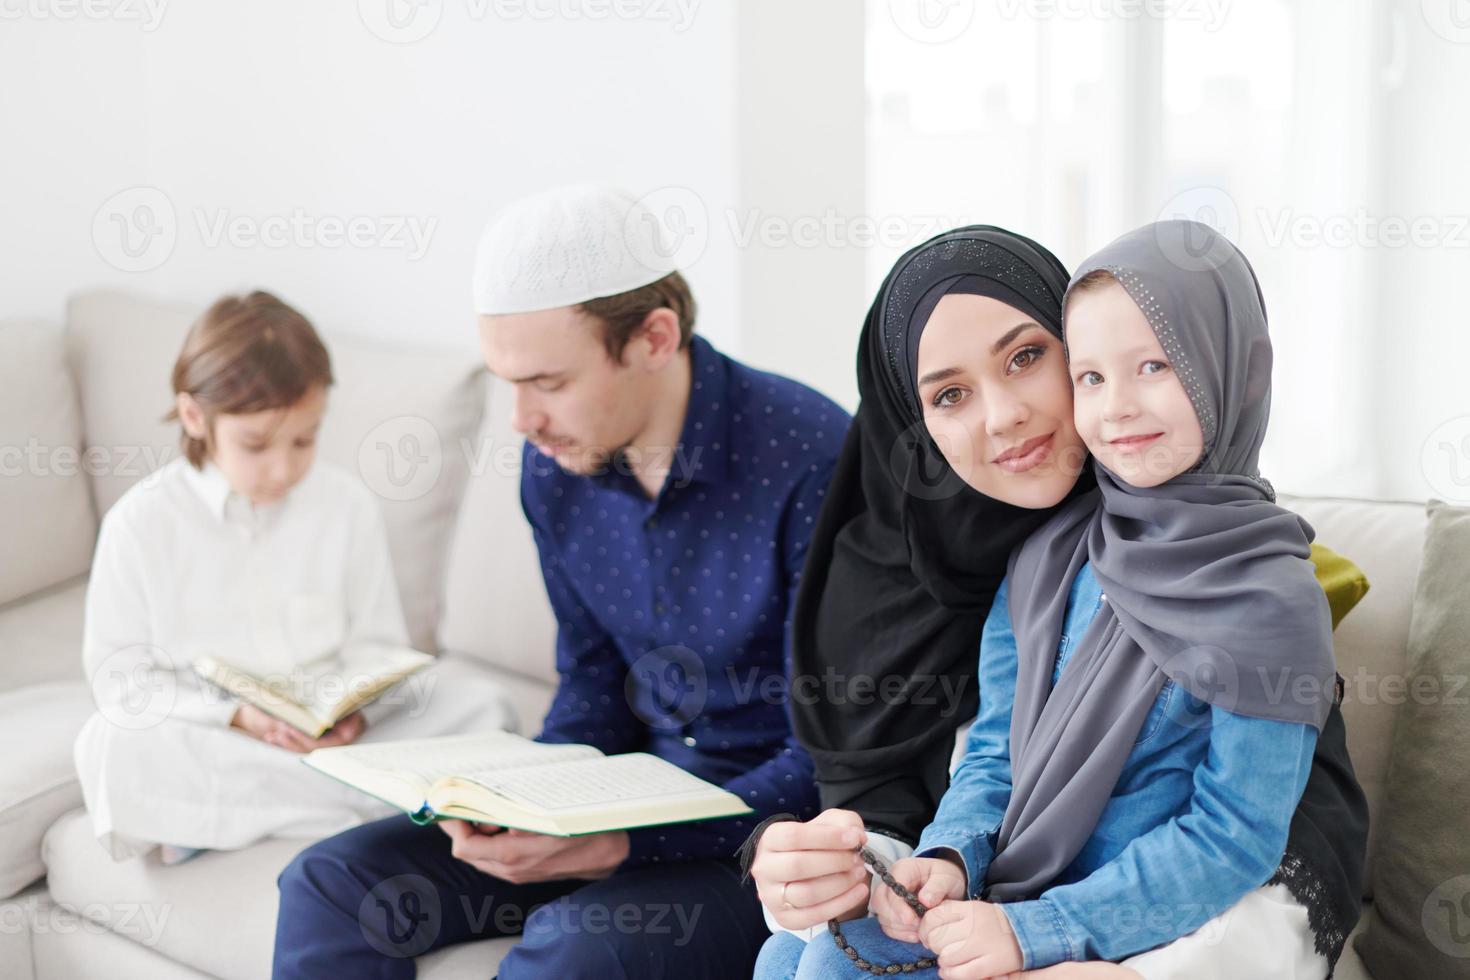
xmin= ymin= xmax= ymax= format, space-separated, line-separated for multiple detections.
xmin=521 ymin=334 xmax=850 ymax=867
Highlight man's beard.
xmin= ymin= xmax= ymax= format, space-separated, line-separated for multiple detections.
xmin=537 ymin=437 xmax=625 ymax=476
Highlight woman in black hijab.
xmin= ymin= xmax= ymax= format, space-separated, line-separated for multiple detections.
xmin=744 ymin=225 xmax=1367 ymax=974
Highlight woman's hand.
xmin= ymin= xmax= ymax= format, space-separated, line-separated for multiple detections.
xmin=230 ymin=704 xmax=367 ymax=752
xmin=872 ymin=855 xmax=968 ymax=943
xmin=916 ymin=898 xmax=1023 ymax=979
xmin=749 ymin=808 xmax=871 ymax=930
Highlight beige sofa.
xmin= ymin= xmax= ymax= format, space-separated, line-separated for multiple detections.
xmin=0 ymin=290 xmax=560 ymax=978
xmin=0 ymin=290 xmax=1418 ymax=978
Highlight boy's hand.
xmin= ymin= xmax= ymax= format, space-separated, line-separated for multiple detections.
xmin=230 ymin=704 xmax=367 ymax=752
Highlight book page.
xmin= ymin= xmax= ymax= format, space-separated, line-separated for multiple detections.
xmin=457 ymin=753 xmax=724 ymax=814
xmin=301 ymin=648 xmax=435 ymax=719
xmin=319 ymin=731 xmax=602 ymax=787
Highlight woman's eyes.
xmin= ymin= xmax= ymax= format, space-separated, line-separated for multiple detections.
xmin=931 ymin=386 xmax=965 ymax=409
xmin=1008 ymin=345 xmax=1045 ymax=373
xmin=1076 ymin=371 xmax=1103 ymax=387
xmin=928 ymin=344 xmax=1048 ymax=409
xmin=1141 ymin=360 xmax=1171 ymax=375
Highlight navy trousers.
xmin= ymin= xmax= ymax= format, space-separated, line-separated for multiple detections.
xmin=271 ymin=814 xmax=770 ymax=979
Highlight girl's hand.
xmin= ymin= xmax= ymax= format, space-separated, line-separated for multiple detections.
xmin=230 ymin=704 xmax=367 ymax=752
xmin=872 ymin=856 xmax=967 ymax=943
xmin=749 ymin=808 xmax=871 ymax=930
xmin=917 ymin=898 xmax=1023 ymax=979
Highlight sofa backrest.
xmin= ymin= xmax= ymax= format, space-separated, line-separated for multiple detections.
xmin=438 ymin=376 xmax=558 ymax=685
xmin=0 ymin=320 xmax=97 ymax=607
xmin=62 ymin=289 xmax=487 ymax=653
xmin=1281 ymin=493 xmax=1427 ymax=898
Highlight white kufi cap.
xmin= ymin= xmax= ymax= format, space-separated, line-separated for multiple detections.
xmin=472 ymin=183 xmax=681 ymax=315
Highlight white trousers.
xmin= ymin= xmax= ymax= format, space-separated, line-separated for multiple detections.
xmin=74 ymin=655 xmax=516 ymax=860
xmin=1123 ymin=882 xmax=1327 ymax=980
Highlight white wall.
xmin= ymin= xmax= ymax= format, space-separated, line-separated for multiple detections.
xmin=862 ymin=0 xmax=1470 ymax=504
xmin=0 ymin=0 xmax=745 ymax=361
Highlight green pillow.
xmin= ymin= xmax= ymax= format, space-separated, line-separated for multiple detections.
xmin=1355 ymin=501 xmax=1470 ymax=977
xmin=1311 ymin=541 xmax=1371 ymax=630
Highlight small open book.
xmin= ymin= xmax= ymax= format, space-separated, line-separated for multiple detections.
xmin=302 ymin=731 xmax=754 ymax=836
xmin=193 ymin=649 xmax=434 ymax=737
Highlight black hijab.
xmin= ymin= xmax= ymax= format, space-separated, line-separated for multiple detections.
xmin=788 ymin=226 xmax=1090 ymax=845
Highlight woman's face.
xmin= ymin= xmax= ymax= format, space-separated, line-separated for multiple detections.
xmin=916 ymin=293 xmax=1087 ymax=508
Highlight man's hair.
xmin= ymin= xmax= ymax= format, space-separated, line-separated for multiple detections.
xmin=577 ymin=271 xmax=697 ymax=362
xmin=164 ymin=291 xmax=333 ymax=468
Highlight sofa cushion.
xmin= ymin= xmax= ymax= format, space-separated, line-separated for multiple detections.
xmin=0 ymin=577 xmax=87 ymax=692
xmin=0 ymin=320 xmax=97 ymax=607
xmin=63 ymin=289 xmax=486 ymax=652
xmin=0 ymin=682 xmax=95 ymax=898
xmin=44 ymin=807 xmax=320 ymax=980
xmin=42 ymin=806 xmax=519 ymax=979
xmin=1336 ymin=907 xmax=1377 ymax=980
xmin=1355 ymin=501 xmax=1470 ymax=977
xmin=0 ymin=883 xmax=43 ymax=980
xmin=439 ymin=376 xmax=558 ymax=685
xmin=28 ymin=890 xmax=215 ymax=979
xmin=1281 ymin=495 xmax=1426 ymax=897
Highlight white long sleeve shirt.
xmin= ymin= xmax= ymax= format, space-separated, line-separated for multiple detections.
xmin=81 ymin=457 xmax=415 ymax=730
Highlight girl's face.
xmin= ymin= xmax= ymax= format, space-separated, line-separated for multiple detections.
xmin=916 ymin=293 xmax=1087 ymax=509
xmin=1064 ymin=279 xmax=1204 ymax=488
xmin=178 ymin=383 xmax=327 ymax=506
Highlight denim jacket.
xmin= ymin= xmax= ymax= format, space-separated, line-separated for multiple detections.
xmin=915 ymin=563 xmax=1317 ymax=969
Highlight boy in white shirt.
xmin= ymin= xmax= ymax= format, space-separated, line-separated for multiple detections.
xmin=74 ymin=291 xmax=511 ymax=862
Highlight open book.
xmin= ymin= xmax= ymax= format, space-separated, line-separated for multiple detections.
xmin=193 ymin=649 xmax=434 ymax=737
xmin=302 ymin=731 xmax=754 ymax=836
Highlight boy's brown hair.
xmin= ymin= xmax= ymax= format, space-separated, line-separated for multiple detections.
xmin=577 ymin=271 xmax=697 ymax=362
xmin=165 ymin=291 xmax=333 ymax=468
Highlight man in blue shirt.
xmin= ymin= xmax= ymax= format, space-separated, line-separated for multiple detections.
xmin=272 ymin=185 xmax=850 ymax=978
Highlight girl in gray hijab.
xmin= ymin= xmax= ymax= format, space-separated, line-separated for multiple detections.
xmin=789 ymin=221 xmax=1340 ymax=979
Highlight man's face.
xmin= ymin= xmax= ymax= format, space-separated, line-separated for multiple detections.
xmin=477 ymin=306 xmax=651 ymax=475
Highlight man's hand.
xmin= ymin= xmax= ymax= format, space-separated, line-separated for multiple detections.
xmin=438 ymin=820 xmax=630 ymax=883
xmin=872 ymin=856 xmax=967 ymax=943
xmin=916 ymin=898 xmax=1023 ymax=980
xmin=230 ymin=704 xmax=367 ymax=753
xmin=749 ymin=808 xmax=870 ymax=930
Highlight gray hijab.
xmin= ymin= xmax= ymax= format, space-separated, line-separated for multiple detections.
xmin=983 ymin=220 xmax=1336 ymax=902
